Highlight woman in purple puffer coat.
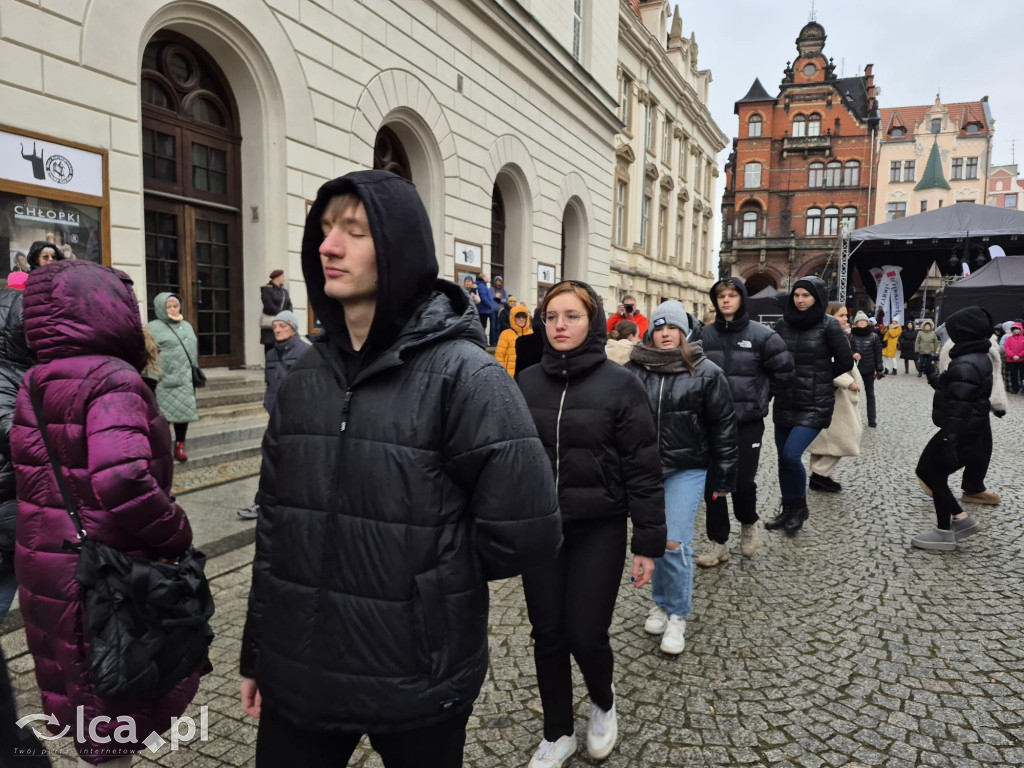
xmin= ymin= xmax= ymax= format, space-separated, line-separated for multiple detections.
xmin=10 ymin=261 xmax=199 ymax=766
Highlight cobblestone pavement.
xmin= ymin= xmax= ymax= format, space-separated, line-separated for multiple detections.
xmin=5 ymin=375 xmax=1024 ymax=767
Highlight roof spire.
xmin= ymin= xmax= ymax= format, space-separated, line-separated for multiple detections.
xmin=809 ymin=0 xmax=817 ymax=22
xmin=914 ymin=139 xmax=952 ymax=192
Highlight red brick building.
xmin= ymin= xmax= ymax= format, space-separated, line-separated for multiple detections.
xmin=720 ymin=22 xmax=880 ymax=296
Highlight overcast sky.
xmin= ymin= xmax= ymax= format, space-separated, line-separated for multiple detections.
xmin=676 ymin=0 xmax=1023 ymax=256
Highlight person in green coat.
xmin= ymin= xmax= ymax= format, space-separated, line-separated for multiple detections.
xmin=148 ymin=292 xmax=199 ymax=461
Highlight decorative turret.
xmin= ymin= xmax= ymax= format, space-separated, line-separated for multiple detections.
xmin=914 ymin=140 xmax=952 ymax=191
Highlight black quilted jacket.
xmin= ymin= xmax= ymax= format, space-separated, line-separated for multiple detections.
xmin=0 ymin=288 xmax=33 ymax=557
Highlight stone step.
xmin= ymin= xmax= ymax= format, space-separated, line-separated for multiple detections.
xmin=196 ymin=400 xmax=267 ymax=425
xmin=176 ymin=439 xmax=262 ymax=471
xmin=196 ymin=384 xmax=265 ymax=409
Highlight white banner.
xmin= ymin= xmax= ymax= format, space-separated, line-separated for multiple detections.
xmin=0 ymin=130 xmax=104 ymax=198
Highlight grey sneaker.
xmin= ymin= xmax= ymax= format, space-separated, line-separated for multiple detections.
xmin=911 ymin=527 xmax=956 ymax=551
xmin=951 ymin=515 xmax=980 ymax=540
xmin=237 ymin=504 xmax=259 ymax=520
xmin=695 ymin=541 xmax=730 ymax=567
xmin=740 ymin=524 xmax=762 ymax=557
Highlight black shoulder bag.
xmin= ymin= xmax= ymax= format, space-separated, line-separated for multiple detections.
xmin=162 ymin=319 xmax=206 ymax=388
xmin=29 ymin=383 xmax=215 ymax=700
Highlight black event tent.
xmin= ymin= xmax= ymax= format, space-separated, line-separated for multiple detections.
xmin=849 ymin=203 xmax=1024 ymax=301
xmin=937 ymin=255 xmax=1024 ymax=323
xmin=746 ymin=285 xmax=785 ymax=321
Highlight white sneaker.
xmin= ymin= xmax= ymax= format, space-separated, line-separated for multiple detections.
xmin=643 ymin=605 xmax=667 ymax=635
xmin=660 ymin=615 xmax=686 ymax=655
xmin=586 ymin=699 xmax=617 ymax=760
xmin=528 ymin=734 xmax=576 ymax=768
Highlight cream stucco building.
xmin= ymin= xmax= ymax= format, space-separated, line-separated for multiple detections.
xmin=875 ymin=96 xmax=994 ymax=223
xmin=0 ymin=0 xmax=621 ymax=367
xmin=609 ymin=1 xmax=727 ymax=320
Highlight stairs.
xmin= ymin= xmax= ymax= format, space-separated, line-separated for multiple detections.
xmin=178 ymin=369 xmax=268 ymax=469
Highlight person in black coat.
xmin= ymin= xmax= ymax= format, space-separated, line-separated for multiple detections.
xmin=517 ymin=280 xmax=665 ymax=767
xmin=513 ymin=305 xmax=545 ymax=380
xmin=850 ymin=310 xmax=884 ymax=427
xmin=913 ymin=306 xmax=994 ymax=551
xmin=0 ymin=287 xmax=33 ymax=621
xmin=626 ymin=301 xmax=737 ymax=656
xmin=696 ymin=278 xmax=793 ymax=566
xmin=766 ymin=276 xmax=854 ymax=533
xmin=899 ymin=320 xmax=919 ymax=374
xmin=239 ymin=170 xmax=561 ymax=768
xmin=259 ymin=270 xmax=292 ymax=352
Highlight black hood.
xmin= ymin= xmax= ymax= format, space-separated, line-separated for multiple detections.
xmin=945 ymin=306 xmax=993 ymax=344
xmin=782 ymin=276 xmax=828 ymax=329
xmin=0 ymin=288 xmax=33 ymax=367
xmin=710 ymin=276 xmax=750 ymax=332
xmin=301 ymin=170 xmax=438 ymax=353
xmin=539 ymin=280 xmax=608 ymax=379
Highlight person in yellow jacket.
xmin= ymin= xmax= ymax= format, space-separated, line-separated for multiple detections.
xmin=495 ymin=304 xmax=532 ymax=376
xmin=882 ymin=316 xmax=902 ymax=374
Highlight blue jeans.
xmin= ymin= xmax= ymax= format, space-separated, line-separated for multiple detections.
xmin=651 ymin=469 xmax=706 ymax=618
xmin=774 ymin=425 xmax=821 ymax=500
xmin=0 ymin=567 xmax=16 ymax=624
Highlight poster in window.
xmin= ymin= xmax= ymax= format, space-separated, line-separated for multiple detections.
xmin=0 ymin=190 xmax=102 ymax=276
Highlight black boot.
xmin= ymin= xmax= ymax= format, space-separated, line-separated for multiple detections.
xmin=764 ymin=500 xmax=796 ymax=531
xmin=783 ymin=497 xmax=809 ymax=533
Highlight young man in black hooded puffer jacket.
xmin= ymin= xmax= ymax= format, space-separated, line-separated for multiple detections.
xmin=912 ymin=306 xmax=995 ymax=551
xmin=239 ymin=170 xmax=561 ymax=768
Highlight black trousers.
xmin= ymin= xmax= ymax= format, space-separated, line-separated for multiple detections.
xmin=916 ymin=428 xmax=986 ymax=530
xmin=1008 ymin=361 xmax=1024 ymax=393
xmin=255 ymin=706 xmax=470 ymax=768
xmin=703 ymin=419 xmax=764 ymax=543
xmin=960 ymin=418 xmax=992 ymax=495
xmin=858 ymin=364 xmax=877 ymax=425
xmin=522 ymin=517 xmax=625 ymax=742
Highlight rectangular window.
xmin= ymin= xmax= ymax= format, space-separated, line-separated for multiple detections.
xmin=614 ymin=179 xmax=627 ymax=246
xmin=658 ymin=204 xmax=667 ymax=259
xmin=142 ymin=128 xmax=177 ymax=183
xmin=920 ymin=200 xmax=928 ymax=212
xmin=619 ymin=75 xmax=632 ymax=128
xmin=806 ymin=213 xmax=821 ymax=236
xmin=678 ymin=136 xmax=688 ymax=179
xmin=640 ymin=193 xmax=651 ymax=250
xmin=966 ymin=157 xmax=978 ymax=179
xmin=694 ymin=157 xmax=703 ymax=189
xmin=938 ymin=199 xmax=944 ymax=208
xmin=645 ymin=103 xmax=655 ymax=152
xmin=889 ymin=161 xmax=901 ymax=183
xmin=886 ymin=202 xmax=906 ymax=221
xmin=742 ymin=213 xmax=756 ymax=238
xmin=705 ymin=161 xmax=712 ymax=198
xmin=690 ymin=220 xmax=699 ymax=265
xmin=662 ymin=119 xmax=672 ymax=160
xmin=1005 ymin=193 xmax=1018 ymax=208
xmin=743 ymin=162 xmax=760 ymax=189
xmin=951 ymin=158 xmax=963 ymax=179
xmin=903 ymin=160 xmax=915 ymax=183
xmin=931 ymin=118 xmax=942 ymax=134
xmin=572 ymin=0 xmax=582 ymax=61
xmin=675 ymin=213 xmax=684 ymax=263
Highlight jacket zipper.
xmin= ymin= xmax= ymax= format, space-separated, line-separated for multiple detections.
xmin=340 ymin=388 xmax=353 ymax=433
xmin=656 ymin=377 xmax=665 ymax=446
xmin=555 ymin=380 xmax=569 ymax=491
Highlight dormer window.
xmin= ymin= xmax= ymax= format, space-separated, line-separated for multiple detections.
xmin=891 ymin=127 xmax=905 ymax=138
xmin=965 ymin=123 xmax=980 ymax=134
xmin=803 ymin=63 xmax=817 ymax=76
xmin=930 ymin=118 xmax=942 ymax=134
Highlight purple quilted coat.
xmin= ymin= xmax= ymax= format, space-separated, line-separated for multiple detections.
xmin=10 ymin=261 xmax=199 ymax=764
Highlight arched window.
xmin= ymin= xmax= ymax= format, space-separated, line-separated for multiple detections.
xmin=743 ymin=162 xmax=761 ymax=188
xmin=792 ymin=115 xmax=807 ymax=137
xmin=748 ymin=114 xmax=762 ymax=137
xmin=808 ymin=162 xmax=824 ymax=188
xmin=825 ymin=161 xmax=842 ymax=187
xmin=373 ymin=126 xmax=412 ymax=181
xmin=891 ymin=127 xmax=905 ymax=138
xmin=742 ymin=211 xmax=758 ymax=238
xmin=841 ymin=207 xmax=858 ymax=232
xmin=807 ymin=114 xmax=821 ymax=137
xmin=843 ymin=161 xmax=860 ymax=187
xmin=823 ymin=207 xmax=840 ymax=236
xmin=805 ymin=207 xmax=822 ymax=236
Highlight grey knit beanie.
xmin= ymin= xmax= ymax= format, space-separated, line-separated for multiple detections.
xmin=274 ymin=309 xmax=300 ymax=334
xmin=650 ymin=301 xmax=692 ymax=339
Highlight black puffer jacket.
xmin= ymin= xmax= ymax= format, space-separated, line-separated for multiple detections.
xmin=927 ymin=306 xmax=993 ymax=435
xmin=701 ymin=278 xmax=794 ymax=424
xmin=772 ymin=277 xmax=855 ymax=429
xmin=240 ymin=171 xmax=560 ymax=733
xmin=626 ymin=341 xmax=738 ymax=494
xmin=0 ymin=288 xmax=33 ymax=559
xmin=850 ymin=325 xmax=882 ymax=373
xmin=899 ymin=325 xmax=918 ymax=360
xmin=262 ymin=334 xmax=309 ymax=412
xmin=517 ymin=281 xmax=666 ymax=557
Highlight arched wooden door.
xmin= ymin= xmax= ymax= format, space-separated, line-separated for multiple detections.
xmin=141 ymin=33 xmax=243 ymax=366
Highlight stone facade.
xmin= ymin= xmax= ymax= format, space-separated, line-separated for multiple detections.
xmin=0 ymin=0 xmax=620 ymax=366
xmin=720 ymin=21 xmax=879 ymax=297
xmin=610 ymin=1 xmax=727 ymax=319
xmin=988 ymin=164 xmax=1023 ymax=212
xmin=875 ymin=96 xmax=994 ymax=222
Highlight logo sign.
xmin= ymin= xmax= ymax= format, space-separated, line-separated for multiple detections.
xmin=16 ymin=706 xmax=209 ymax=754
xmin=0 ymin=129 xmax=103 ymax=197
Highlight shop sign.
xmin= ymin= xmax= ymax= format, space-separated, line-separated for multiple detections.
xmin=0 ymin=129 xmax=104 ymax=197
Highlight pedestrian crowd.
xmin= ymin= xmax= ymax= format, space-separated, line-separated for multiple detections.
xmin=0 ymin=168 xmax=1017 ymax=768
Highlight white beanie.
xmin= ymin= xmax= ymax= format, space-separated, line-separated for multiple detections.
xmin=853 ymin=310 xmax=870 ymax=325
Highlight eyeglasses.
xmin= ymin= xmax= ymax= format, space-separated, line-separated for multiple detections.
xmin=543 ymin=312 xmax=586 ymax=326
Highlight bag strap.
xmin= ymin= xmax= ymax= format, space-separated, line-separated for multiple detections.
xmin=160 ymin=319 xmax=198 ymax=369
xmin=28 ymin=380 xmax=88 ymax=542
